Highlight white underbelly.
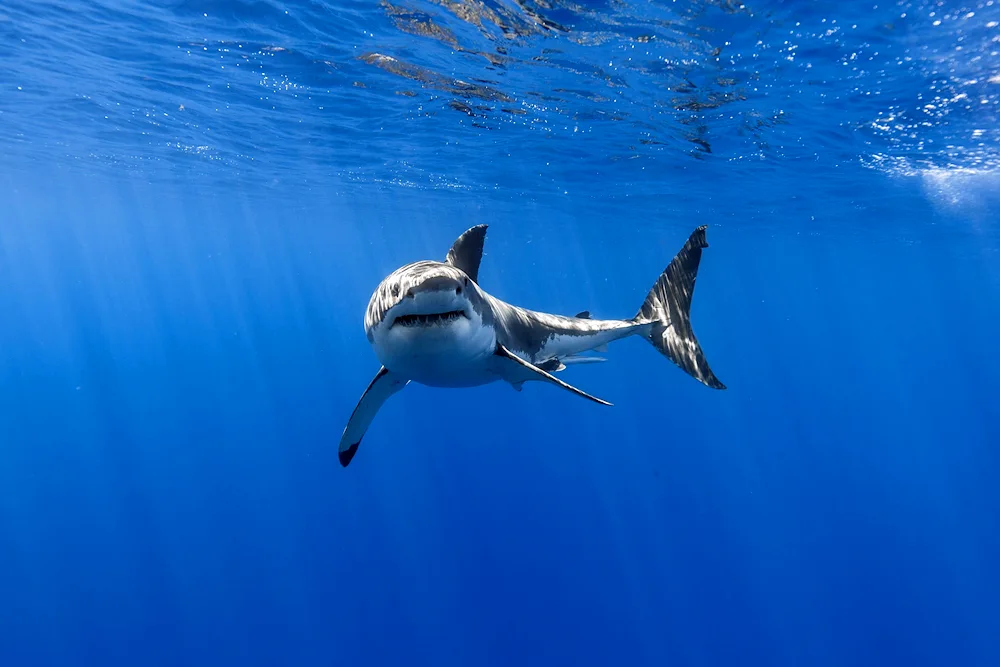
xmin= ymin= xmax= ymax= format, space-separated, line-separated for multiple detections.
xmin=371 ymin=317 xmax=498 ymax=387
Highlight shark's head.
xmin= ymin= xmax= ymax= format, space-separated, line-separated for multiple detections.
xmin=364 ymin=260 xmax=497 ymax=385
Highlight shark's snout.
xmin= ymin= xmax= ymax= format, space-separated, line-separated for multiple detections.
xmin=404 ymin=274 xmax=468 ymax=298
xmin=365 ymin=260 xmax=479 ymax=339
xmin=388 ymin=277 xmax=472 ymax=329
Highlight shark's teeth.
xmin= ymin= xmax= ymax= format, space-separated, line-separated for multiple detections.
xmin=393 ymin=310 xmax=467 ymax=328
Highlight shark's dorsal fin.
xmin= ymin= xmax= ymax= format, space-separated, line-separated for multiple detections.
xmin=445 ymin=225 xmax=488 ymax=283
xmin=575 ymin=310 xmax=591 ymax=319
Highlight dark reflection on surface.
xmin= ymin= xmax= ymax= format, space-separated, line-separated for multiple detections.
xmin=363 ymin=0 xmax=760 ymax=156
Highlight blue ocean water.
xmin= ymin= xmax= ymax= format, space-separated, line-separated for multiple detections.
xmin=2 ymin=0 xmax=1000 ymax=665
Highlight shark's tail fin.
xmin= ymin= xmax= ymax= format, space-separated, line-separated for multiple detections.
xmin=634 ymin=225 xmax=726 ymax=390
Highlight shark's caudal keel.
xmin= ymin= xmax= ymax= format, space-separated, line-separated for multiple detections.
xmin=337 ymin=224 xmax=725 ymax=467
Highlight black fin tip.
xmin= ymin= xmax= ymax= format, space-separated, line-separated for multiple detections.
xmin=339 ymin=442 xmax=360 ymax=467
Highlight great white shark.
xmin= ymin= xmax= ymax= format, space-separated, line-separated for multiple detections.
xmin=338 ymin=225 xmax=725 ymax=467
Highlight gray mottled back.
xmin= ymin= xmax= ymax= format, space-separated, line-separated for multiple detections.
xmin=488 ymin=295 xmax=635 ymax=362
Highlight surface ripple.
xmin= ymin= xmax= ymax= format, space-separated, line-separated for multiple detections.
xmin=1 ymin=0 xmax=997 ymax=200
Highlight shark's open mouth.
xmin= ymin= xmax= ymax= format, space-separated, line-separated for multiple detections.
xmin=392 ymin=310 xmax=468 ymax=328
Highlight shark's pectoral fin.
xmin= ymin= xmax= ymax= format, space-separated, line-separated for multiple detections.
xmin=339 ymin=366 xmax=409 ymax=467
xmin=493 ymin=345 xmax=612 ymax=406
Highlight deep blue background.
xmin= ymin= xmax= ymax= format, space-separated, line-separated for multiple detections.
xmin=2 ymin=1 xmax=1000 ymax=666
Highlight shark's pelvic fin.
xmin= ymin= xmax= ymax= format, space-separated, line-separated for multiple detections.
xmin=537 ymin=355 xmax=607 ymax=372
xmin=493 ymin=344 xmax=612 ymax=406
xmin=338 ymin=366 xmax=409 ymax=467
xmin=445 ymin=224 xmax=488 ymax=283
xmin=536 ymin=359 xmax=567 ymax=372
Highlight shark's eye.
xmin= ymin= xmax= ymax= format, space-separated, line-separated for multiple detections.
xmin=455 ymin=285 xmax=463 ymax=295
